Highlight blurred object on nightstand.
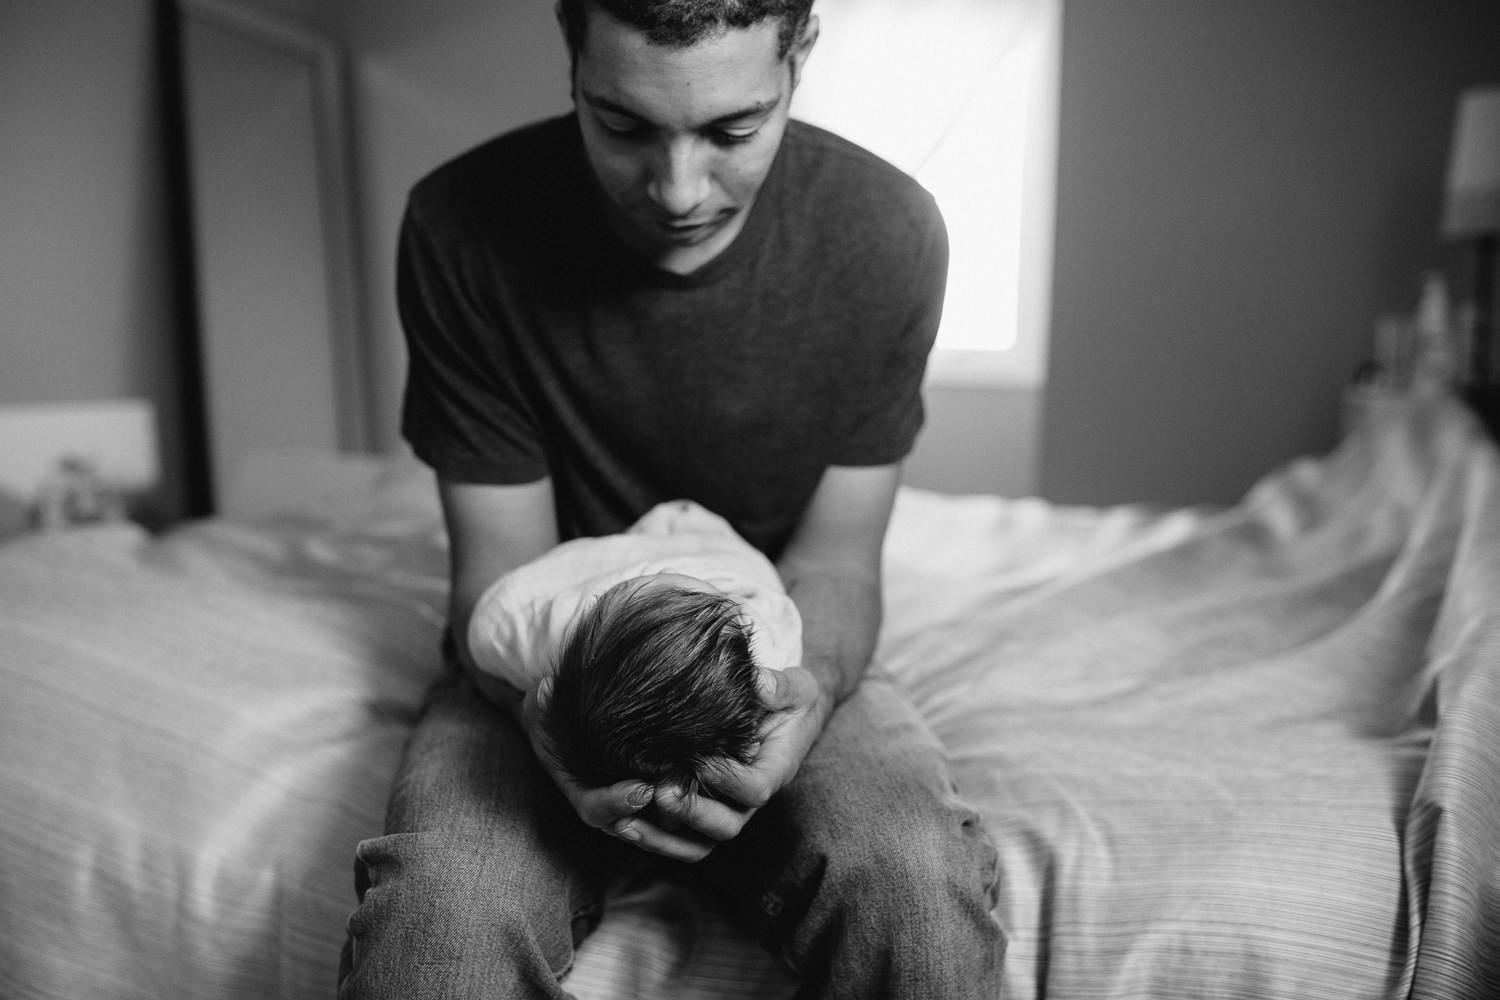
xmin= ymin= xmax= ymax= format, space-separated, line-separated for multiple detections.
xmin=1344 ymin=310 xmax=1412 ymax=437
xmin=0 ymin=399 xmax=161 ymax=531
xmin=1372 ymin=312 xmax=1416 ymax=388
xmin=31 ymin=456 xmax=128 ymax=530
xmin=1343 ymin=276 xmax=1493 ymax=441
xmin=1412 ymin=273 xmax=1459 ymax=390
xmin=1342 ymin=378 xmax=1407 ymax=439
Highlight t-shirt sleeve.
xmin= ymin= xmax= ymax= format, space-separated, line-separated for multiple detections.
xmin=831 ymin=191 xmax=949 ymax=467
xmin=397 ymin=195 xmax=550 ymax=485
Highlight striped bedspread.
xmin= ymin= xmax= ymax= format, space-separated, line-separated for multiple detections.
xmin=0 ymin=393 xmax=1496 ymax=999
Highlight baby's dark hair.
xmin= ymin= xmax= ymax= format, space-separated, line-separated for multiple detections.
xmin=557 ymin=0 xmax=815 ymax=61
xmin=539 ymin=578 xmax=768 ymax=791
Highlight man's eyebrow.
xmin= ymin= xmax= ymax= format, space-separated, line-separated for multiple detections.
xmin=582 ymin=90 xmax=781 ymax=127
xmin=704 ymin=97 xmax=781 ymax=125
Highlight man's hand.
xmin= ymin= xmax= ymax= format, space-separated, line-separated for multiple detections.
xmin=660 ymin=668 xmax=834 ymax=827
xmin=519 ymin=677 xmax=727 ymax=862
xmin=652 ymin=665 xmax=830 ymax=845
xmin=521 ymin=667 xmax=829 ymax=863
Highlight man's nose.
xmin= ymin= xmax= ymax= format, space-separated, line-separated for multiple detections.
xmin=647 ymin=139 xmax=710 ymax=216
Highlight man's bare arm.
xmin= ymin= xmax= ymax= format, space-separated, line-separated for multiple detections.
xmin=775 ymin=462 xmax=897 ymax=715
xmin=439 ymin=478 xmax=558 ymax=706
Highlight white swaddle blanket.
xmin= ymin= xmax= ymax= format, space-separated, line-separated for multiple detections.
xmin=468 ymin=500 xmax=803 ymax=691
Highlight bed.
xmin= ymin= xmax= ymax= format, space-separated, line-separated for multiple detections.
xmin=2 ymin=386 xmax=1498 ymax=999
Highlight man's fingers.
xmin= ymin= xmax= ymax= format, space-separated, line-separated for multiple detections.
xmin=755 ymin=665 xmax=782 ymax=703
xmin=609 ymin=815 xmax=717 ymax=863
xmin=655 ymin=784 xmax=755 ymax=841
xmin=699 ymin=759 xmax=777 ymax=812
xmin=567 ymin=778 xmax=654 ymax=830
xmin=756 ymin=665 xmax=821 ymax=711
xmin=563 ymin=778 xmax=721 ymax=861
xmin=754 ymin=665 xmax=794 ymax=709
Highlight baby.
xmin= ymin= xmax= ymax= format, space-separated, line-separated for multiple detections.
xmin=467 ymin=501 xmax=802 ymax=793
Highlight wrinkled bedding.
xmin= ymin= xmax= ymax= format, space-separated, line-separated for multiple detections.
xmin=0 ymin=393 xmax=1495 ymax=999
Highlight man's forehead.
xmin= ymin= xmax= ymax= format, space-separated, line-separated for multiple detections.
xmin=573 ymin=7 xmax=788 ymax=121
xmin=575 ymin=1 xmax=786 ymax=62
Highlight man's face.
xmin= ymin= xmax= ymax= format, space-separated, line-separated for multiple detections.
xmin=571 ymin=8 xmax=813 ymax=274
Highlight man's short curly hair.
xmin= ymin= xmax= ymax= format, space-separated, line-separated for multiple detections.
xmin=540 ymin=578 xmax=768 ymax=792
xmin=557 ymin=0 xmax=815 ymax=61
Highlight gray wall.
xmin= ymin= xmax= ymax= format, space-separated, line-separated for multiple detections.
xmin=0 ymin=0 xmax=193 ymax=520
xmin=1041 ymin=0 xmax=1500 ymax=505
xmin=904 ymin=385 xmax=1040 ymax=498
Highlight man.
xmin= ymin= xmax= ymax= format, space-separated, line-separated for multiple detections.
xmin=339 ymin=1 xmax=1004 ymax=996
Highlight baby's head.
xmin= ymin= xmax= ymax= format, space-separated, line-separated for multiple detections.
xmin=539 ymin=574 xmax=768 ymax=792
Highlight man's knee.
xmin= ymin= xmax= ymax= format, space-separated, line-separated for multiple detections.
xmin=813 ymin=795 xmax=997 ymax=913
xmin=770 ymin=801 xmax=1005 ymax=995
xmin=340 ymin=830 xmax=580 ymax=996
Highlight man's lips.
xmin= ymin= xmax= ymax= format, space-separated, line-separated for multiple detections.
xmin=651 ymin=211 xmax=731 ymax=242
xmin=658 ymin=218 xmax=711 ymax=236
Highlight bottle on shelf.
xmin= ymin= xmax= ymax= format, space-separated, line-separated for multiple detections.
xmin=1411 ymin=271 xmax=1458 ymax=392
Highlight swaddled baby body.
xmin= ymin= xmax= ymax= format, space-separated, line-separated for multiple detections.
xmin=468 ymin=501 xmax=802 ymax=792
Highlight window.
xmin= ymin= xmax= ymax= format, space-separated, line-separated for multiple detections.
xmin=793 ymin=0 xmax=1060 ymax=386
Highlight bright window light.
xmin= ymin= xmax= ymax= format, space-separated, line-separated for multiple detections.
xmin=793 ymin=0 xmax=1059 ymax=385
xmin=915 ymin=50 xmax=1029 ymax=354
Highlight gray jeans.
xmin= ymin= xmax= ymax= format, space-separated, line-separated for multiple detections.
xmin=338 ymin=657 xmax=1004 ymax=999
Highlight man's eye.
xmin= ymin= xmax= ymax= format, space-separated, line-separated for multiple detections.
xmin=712 ymin=129 xmax=759 ymax=147
xmin=599 ymin=117 xmax=647 ymax=139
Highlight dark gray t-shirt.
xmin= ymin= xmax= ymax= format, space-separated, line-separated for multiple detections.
xmin=399 ymin=114 xmax=947 ymax=557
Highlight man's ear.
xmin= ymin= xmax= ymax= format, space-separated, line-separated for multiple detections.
xmin=787 ymin=14 xmax=819 ymax=92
